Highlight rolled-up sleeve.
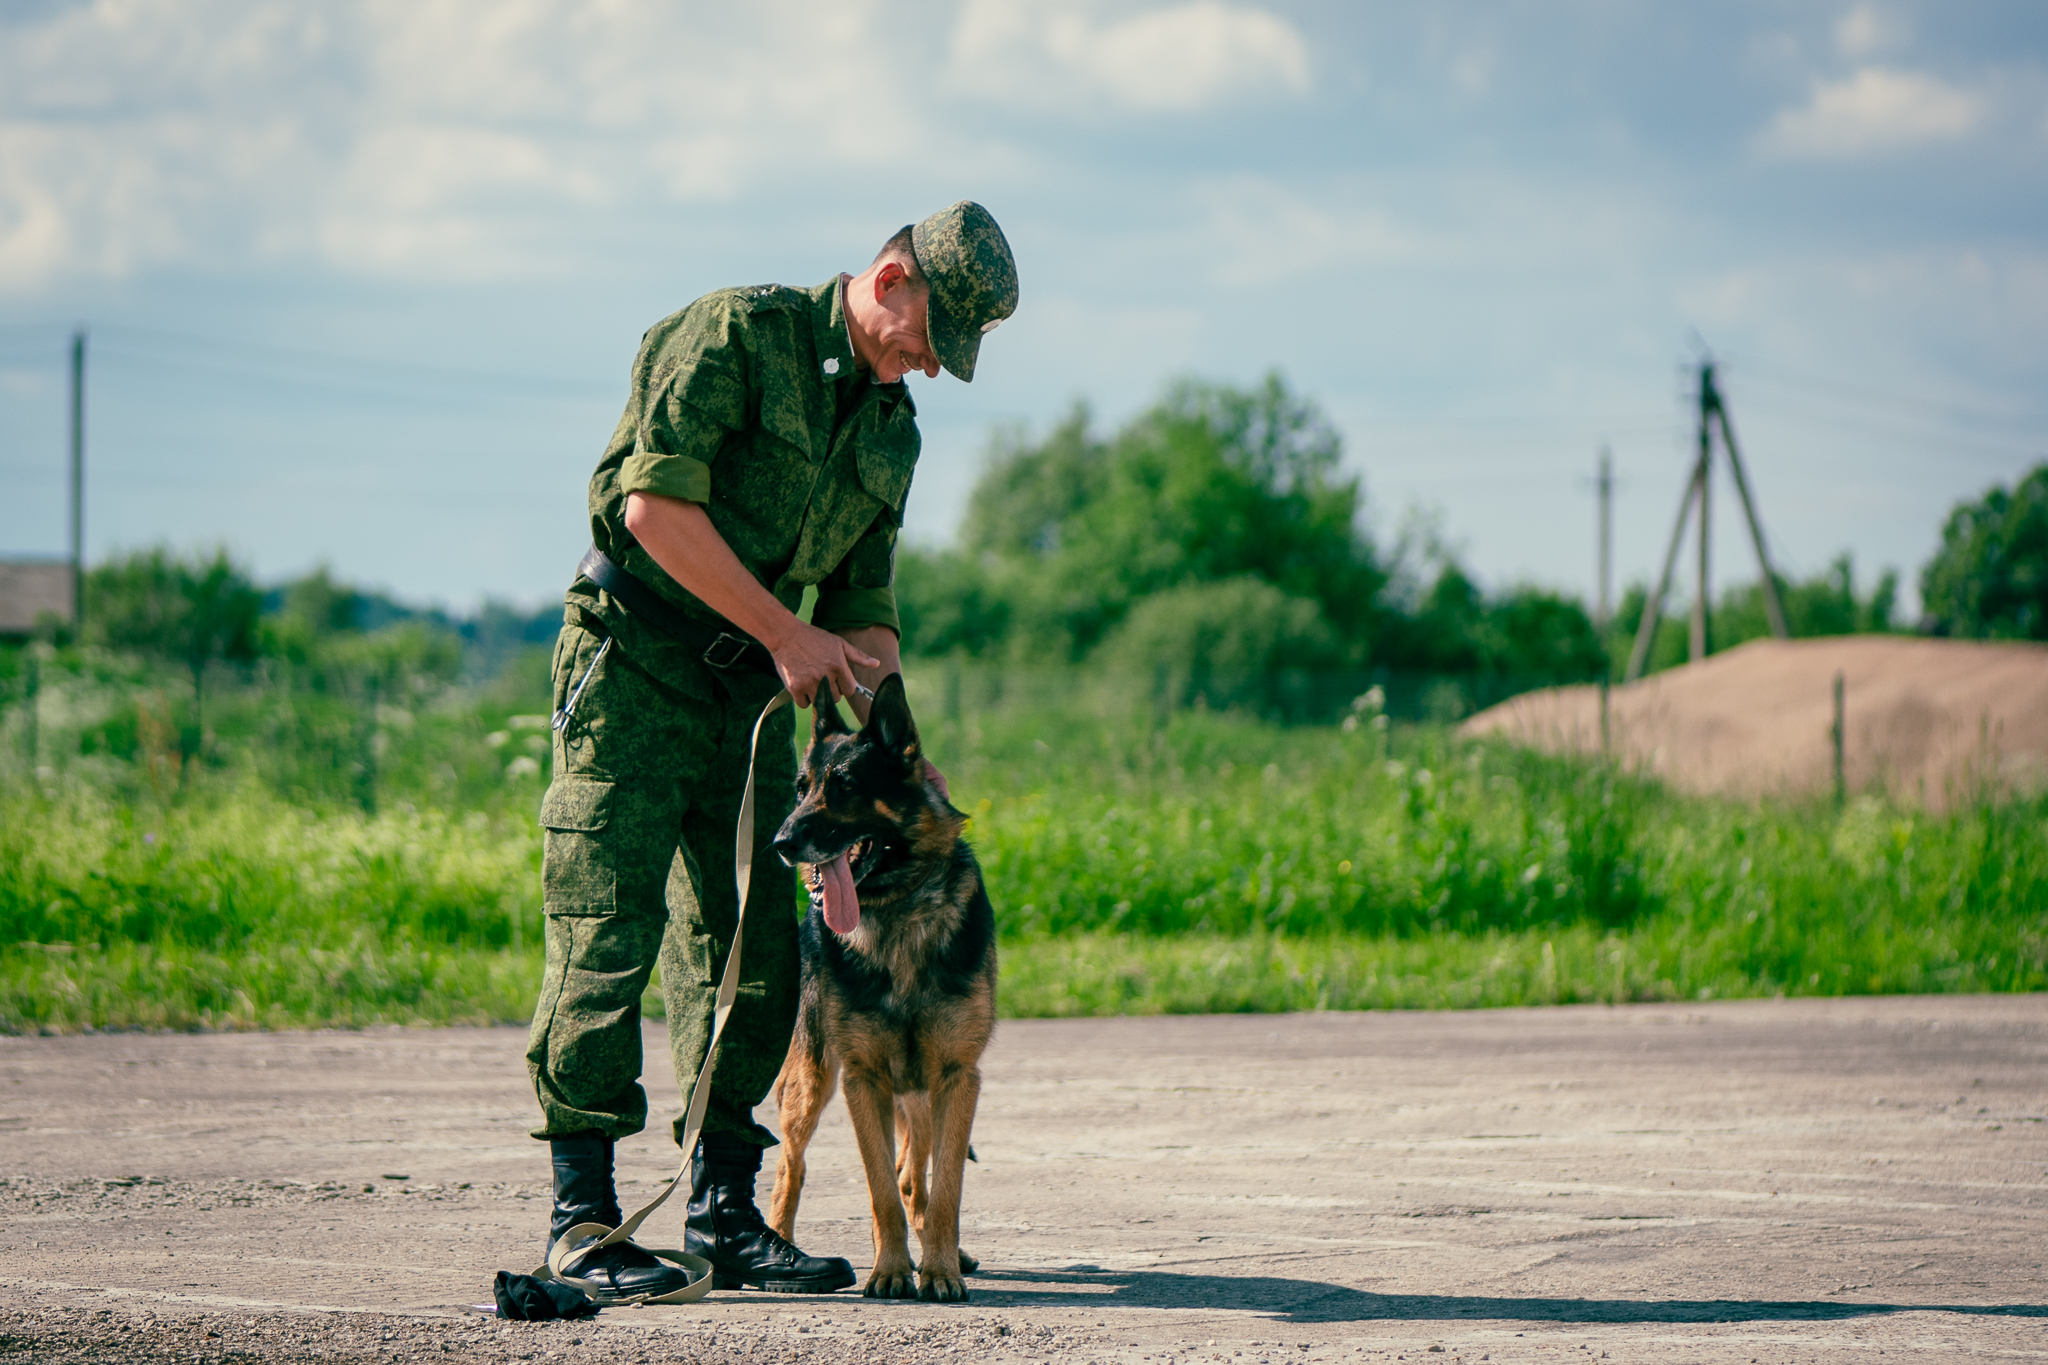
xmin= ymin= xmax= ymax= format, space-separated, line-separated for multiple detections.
xmin=619 ymin=449 xmax=713 ymax=503
xmin=812 ymin=516 xmax=900 ymax=636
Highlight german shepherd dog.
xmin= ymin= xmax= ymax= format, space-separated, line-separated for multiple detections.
xmin=766 ymin=673 xmax=995 ymax=1303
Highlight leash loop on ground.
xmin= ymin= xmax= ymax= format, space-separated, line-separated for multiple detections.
xmin=538 ymin=687 xmax=794 ymax=1307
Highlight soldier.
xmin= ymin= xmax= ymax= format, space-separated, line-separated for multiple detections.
xmin=527 ymin=203 xmax=1018 ymax=1299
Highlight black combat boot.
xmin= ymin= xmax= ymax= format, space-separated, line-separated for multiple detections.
xmin=683 ymin=1132 xmax=856 ymax=1292
xmin=546 ymin=1133 xmax=697 ymax=1302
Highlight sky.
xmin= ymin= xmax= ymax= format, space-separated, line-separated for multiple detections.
xmin=1 ymin=0 xmax=2044 ymax=620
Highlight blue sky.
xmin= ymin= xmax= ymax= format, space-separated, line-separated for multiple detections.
xmin=2 ymin=0 xmax=2044 ymax=619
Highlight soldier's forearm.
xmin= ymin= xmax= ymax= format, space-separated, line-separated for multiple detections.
xmin=834 ymin=625 xmax=902 ymax=723
xmin=623 ymin=492 xmax=801 ymax=650
xmin=834 ymin=626 xmax=946 ymax=796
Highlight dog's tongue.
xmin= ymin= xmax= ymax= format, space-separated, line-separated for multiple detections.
xmin=817 ymin=851 xmax=860 ymax=935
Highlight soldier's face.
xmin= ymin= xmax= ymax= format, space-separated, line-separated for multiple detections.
xmin=858 ymin=261 xmax=941 ymax=383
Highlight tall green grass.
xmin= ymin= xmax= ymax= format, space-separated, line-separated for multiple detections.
xmin=931 ymin=699 xmax=2045 ymax=1010
xmin=3 ymin=675 xmax=2041 ymax=1032
xmin=965 ymin=731 xmax=2043 ymax=991
xmin=0 ymin=795 xmax=544 ymax=1031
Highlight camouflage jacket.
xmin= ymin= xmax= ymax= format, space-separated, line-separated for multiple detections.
xmin=566 ymin=275 xmax=918 ymax=690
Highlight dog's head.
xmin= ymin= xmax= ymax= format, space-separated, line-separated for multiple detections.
xmin=771 ymin=673 xmax=960 ymax=932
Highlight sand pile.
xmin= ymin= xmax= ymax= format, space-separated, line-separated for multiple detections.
xmin=1460 ymin=635 xmax=2048 ymax=809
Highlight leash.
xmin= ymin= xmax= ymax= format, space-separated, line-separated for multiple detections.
xmin=538 ymin=686 xmax=795 ymax=1307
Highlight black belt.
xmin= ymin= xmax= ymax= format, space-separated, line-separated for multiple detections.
xmin=576 ymin=546 xmax=779 ymax=678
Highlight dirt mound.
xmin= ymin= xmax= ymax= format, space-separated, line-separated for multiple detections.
xmin=1461 ymin=636 xmax=2048 ymax=809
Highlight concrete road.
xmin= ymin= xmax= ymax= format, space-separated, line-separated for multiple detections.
xmin=1 ymin=996 xmax=2043 ymax=1363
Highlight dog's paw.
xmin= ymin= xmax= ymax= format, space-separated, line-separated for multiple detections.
xmin=863 ymin=1265 xmax=918 ymax=1299
xmin=918 ymin=1266 xmax=970 ymax=1303
xmin=957 ymin=1249 xmax=979 ymax=1275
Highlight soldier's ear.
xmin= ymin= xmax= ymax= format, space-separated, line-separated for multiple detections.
xmin=812 ymin=691 xmax=851 ymax=738
xmin=859 ymin=673 xmax=920 ymax=772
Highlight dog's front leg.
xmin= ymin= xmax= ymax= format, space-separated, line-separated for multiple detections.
xmin=918 ymin=1064 xmax=982 ymax=1302
xmin=767 ymin=1043 xmax=836 ymax=1242
xmin=843 ymin=1066 xmax=917 ymax=1298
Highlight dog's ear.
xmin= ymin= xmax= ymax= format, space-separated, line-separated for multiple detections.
xmin=859 ymin=673 xmax=921 ymax=773
xmin=811 ymin=689 xmax=852 ymax=739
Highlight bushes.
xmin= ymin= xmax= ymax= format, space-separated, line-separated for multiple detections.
xmin=1092 ymin=577 xmax=1342 ymax=715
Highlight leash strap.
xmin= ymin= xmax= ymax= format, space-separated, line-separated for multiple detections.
xmin=539 ymin=687 xmax=794 ymax=1307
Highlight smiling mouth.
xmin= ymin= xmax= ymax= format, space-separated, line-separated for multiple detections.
xmin=804 ymin=836 xmax=883 ymax=897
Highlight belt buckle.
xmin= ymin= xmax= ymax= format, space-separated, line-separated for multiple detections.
xmin=702 ymin=633 xmax=751 ymax=670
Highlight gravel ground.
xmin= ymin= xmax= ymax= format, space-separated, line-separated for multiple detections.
xmin=0 ymin=1302 xmax=1092 ymax=1365
xmin=3 ymin=996 xmax=2044 ymax=1363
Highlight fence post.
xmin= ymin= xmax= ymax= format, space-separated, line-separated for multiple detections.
xmin=22 ymin=646 xmax=40 ymax=776
xmin=1831 ymin=672 xmax=1846 ymax=806
xmin=1599 ymin=676 xmax=1611 ymax=759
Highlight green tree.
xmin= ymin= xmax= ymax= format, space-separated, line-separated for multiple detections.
xmin=1378 ymin=560 xmax=1606 ymax=680
xmin=262 ymin=565 xmax=364 ymax=660
xmin=894 ymin=546 xmax=1010 ymax=658
xmin=1716 ymin=554 xmax=1897 ymax=646
xmin=1920 ymin=463 xmax=2048 ymax=639
xmin=86 ymin=547 xmax=263 ymax=719
xmin=1482 ymin=586 xmax=1610 ymax=679
xmin=955 ymin=374 xmax=1384 ymax=660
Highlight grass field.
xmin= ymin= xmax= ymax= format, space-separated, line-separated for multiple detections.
xmin=2 ymin=663 xmax=2041 ymax=1034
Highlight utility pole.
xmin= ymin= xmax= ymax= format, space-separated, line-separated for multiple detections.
xmin=1596 ymin=447 xmax=1613 ymax=632
xmin=1689 ymin=395 xmax=1711 ymax=664
xmin=70 ymin=327 xmax=86 ymax=630
xmin=1708 ymin=365 xmax=1791 ymax=640
xmin=1624 ymin=357 xmax=1789 ymax=683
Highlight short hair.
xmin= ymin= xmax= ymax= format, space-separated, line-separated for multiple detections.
xmin=873 ymin=224 xmax=927 ymax=288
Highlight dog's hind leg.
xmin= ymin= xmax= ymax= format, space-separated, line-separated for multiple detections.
xmin=894 ymin=1093 xmax=932 ymax=1239
xmin=843 ymin=1062 xmax=917 ymax=1298
xmin=768 ymin=1039 xmax=837 ymax=1243
xmin=917 ymin=1062 xmax=982 ymax=1302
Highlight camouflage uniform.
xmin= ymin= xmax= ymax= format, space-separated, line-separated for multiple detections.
xmin=527 ymin=273 xmax=919 ymax=1150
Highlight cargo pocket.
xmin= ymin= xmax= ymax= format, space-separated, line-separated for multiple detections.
xmin=539 ymin=775 xmax=618 ymax=917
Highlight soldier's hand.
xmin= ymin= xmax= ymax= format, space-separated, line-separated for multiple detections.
xmin=769 ymin=620 xmax=880 ymax=710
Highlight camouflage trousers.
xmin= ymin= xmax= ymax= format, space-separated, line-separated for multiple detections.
xmin=525 ymin=615 xmax=799 ymax=1150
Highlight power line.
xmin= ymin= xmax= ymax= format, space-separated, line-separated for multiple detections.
xmin=97 ymin=323 xmax=613 ymax=396
xmin=1733 ymin=388 xmax=2045 ymax=462
xmin=1729 ymin=355 xmax=2039 ymax=429
xmin=85 ymin=338 xmax=606 ymax=408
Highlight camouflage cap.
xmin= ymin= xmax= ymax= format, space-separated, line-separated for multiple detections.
xmin=910 ymin=201 xmax=1018 ymax=383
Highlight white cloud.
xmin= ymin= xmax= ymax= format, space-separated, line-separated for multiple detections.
xmin=0 ymin=0 xmax=915 ymax=288
xmin=949 ymin=0 xmax=1310 ymax=113
xmin=1195 ymin=179 xmax=1424 ymax=286
xmin=1833 ymin=5 xmax=1906 ymax=59
xmin=1761 ymin=66 xmax=1984 ymax=158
